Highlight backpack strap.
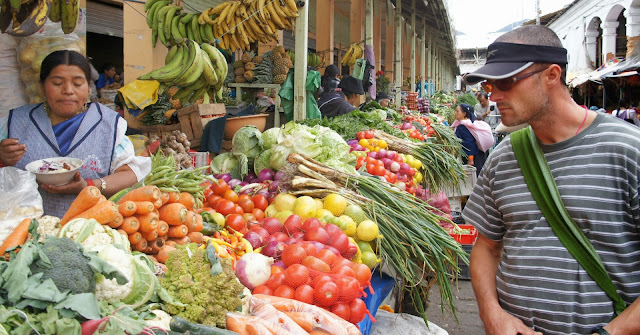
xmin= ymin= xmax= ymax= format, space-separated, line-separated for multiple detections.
xmin=510 ymin=126 xmax=627 ymax=316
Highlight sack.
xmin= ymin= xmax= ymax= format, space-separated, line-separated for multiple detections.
xmin=0 ymin=35 xmax=28 ymax=117
xmin=0 ymin=167 xmax=43 ymax=245
xmin=454 ymin=119 xmax=495 ymax=152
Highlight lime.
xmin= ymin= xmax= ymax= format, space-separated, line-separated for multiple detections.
xmin=274 ymin=193 xmax=297 ymax=212
xmin=339 ymin=215 xmax=357 ymax=236
xmin=343 ymin=204 xmax=367 ymax=224
xmin=357 ymin=220 xmax=379 ymax=242
xmin=315 ymin=209 xmax=333 ymax=219
xmin=360 ymin=251 xmax=379 ymax=269
xmin=324 ymin=194 xmax=348 ymax=216
xmin=357 ymin=240 xmax=374 ymax=253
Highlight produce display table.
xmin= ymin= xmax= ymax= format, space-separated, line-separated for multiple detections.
xmin=227 ymin=83 xmax=283 ymax=127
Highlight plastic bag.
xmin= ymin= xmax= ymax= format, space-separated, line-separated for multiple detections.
xmin=370 ymin=310 xmax=448 ymax=335
xmin=0 ymin=35 xmax=28 ymax=117
xmin=0 ymin=167 xmax=43 ymax=245
xmin=16 ymin=20 xmax=85 ymax=104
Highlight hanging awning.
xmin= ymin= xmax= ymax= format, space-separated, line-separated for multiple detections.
xmin=568 ymin=57 xmax=626 ymax=87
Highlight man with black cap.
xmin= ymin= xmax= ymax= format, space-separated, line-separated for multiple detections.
xmin=318 ymin=75 xmax=365 ymax=118
xmin=375 ymin=91 xmax=391 ymax=108
xmin=461 ymin=25 xmax=640 ymax=335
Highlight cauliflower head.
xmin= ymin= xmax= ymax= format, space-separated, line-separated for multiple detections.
xmin=58 ymin=218 xmax=130 ymax=251
xmin=93 ymin=245 xmax=134 ymax=302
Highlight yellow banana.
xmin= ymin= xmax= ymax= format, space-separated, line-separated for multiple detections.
xmin=225 ymin=1 xmax=239 ymax=26
xmin=209 ymin=1 xmax=228 ymax=16
xmin=342 ymin=45 xmax=353 ymax=66
xmin=60 ymin=0 xmax=78 ymax=34
xmin=237 ymin=3 xmax=247 ymax=19
xmin=265 ymin=0 xmax=285 ymax=29
xmin=235 ymin=16 xmax=250 ymax=47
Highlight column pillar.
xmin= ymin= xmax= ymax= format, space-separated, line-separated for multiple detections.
xmin=585 ymin=29 xmax=599 ymax=66
xmin=373 ymin=2 xmax=382 ymax=72
xmin=601 ymin=20 xmax=619 ymax=62
xmin=316 ymin=0 xmax=334 ymax=67
xmin=394 ymin=0 xmax=403 ymax=104
xmin=384 ymin=1 xmax=394 ymax=81
xmin=350 ymin=0 xmax=364 ymax=44
xmin=625 ymin=8 xmax=640 ymax=58
xmin=293 ymin=0 xmax=308 ymax=121
xmin=410 ymin=0 xmax=416 ymax=92
xmin=420 ymin=18 xmax=426 ymax=97
xmin=427 ymin=31 xmax=432 ymax=94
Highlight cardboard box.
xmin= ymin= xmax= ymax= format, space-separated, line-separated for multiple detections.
xmin=198 ymin=103 xmax=226 ymax=117
xmin=124 ymin=105 xmax=203 ymax=149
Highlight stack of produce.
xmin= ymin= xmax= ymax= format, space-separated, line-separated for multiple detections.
xmin=417 ymin=97 xmax=429 ymax=113
xmin=406 ymin=92 xmax=418 ymax=110
xmin=147 ymin=130 xmax=193 ymax=170
xmin=271 ymin=45 xmax=293 ymax=84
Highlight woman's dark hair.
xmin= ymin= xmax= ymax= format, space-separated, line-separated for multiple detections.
xmin=619 ymin=98 xmax=629 ymax=109
xmin=40 ymin=50 xmax=91 ymax=83
xmin=458 ymin=103 xmax=476 ymax=122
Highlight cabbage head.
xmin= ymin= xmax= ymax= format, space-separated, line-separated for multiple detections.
xmin=232 ymin=126 xmax=263 ymax=160
xmin=262 ymin=127 xmax=281 ymax=150
xmin=254 ymin=149 xmax=272 ymax=175
xmin=210 ymin=152 xmax=249 ymax=180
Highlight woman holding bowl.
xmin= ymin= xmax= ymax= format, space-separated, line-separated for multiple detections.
xmin=0 ymin=50 xmax=150 ymax=218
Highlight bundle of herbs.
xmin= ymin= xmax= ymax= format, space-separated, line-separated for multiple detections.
xmin=142 ymin=93 xmax=174 ymax=126
xmin=282 ymin=153 xmax=467 ymax=324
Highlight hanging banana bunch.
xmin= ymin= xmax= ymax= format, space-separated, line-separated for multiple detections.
xmin=0 ymin=0 xmax=78 ymax=36
xmin=137 ymin=40 xmax=229 ymax=104
xmin=342 ymin=43 xmax=364 ymax=67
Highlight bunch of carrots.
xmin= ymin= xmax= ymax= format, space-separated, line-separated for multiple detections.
xmin=62 ymin=185 xmax=204 ymax=263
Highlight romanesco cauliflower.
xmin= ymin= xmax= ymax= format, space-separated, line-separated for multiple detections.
xmin=160 ymin=243 xmax=244 ymax=328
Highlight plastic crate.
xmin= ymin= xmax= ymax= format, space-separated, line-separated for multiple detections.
xmin=457 ymin=244 xmax=473 ymax=280
xmin=448 ymin=224 xmax=477 ymax=244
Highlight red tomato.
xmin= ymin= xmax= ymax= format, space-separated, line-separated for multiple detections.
xmin=237 ymin=194 xmax=251 ymax=203
xmin=351 ymin=263 xmax=372 ymax=286
xmin=215 ymin=199 xmax=236 ymax=216
xmin=364 ymin=130 xmax=374 ymax=139
xmin=311 ymin=274 xmax=333 ymax=288
xmin=284 ymin=264 xmax=310 ymax=288
xmin=294 ymin=284 xmax=315 ymax=304
xmin=281 ymin=244 xmax=307 ymax=267
xmin=238 ymin=198 xmax=254 ymax=213
xmin=299 ymin=242 xmax=318 ymax=257
xmin=242 ymin=213 xmax=257 ymax=222
xmin=266 ymin=272 xmax=286 ymax=290
xmin=252 ymin=208 xmax=265 ymax=221
xmin=274 ymin=285 xmax=296 ymax=299
xmin=373 ymin=159 xmax=384 ymax=167
xmin=316 ymin=248 xmax=337 ymax=266
xmin=251 ymin=194 xmax=269 ymax=211
xmin=349 ymin=298 xmax=367 ymax=323
xmin=212 ymin=179 xmax=229 ymax=195
xmin=331 ymin=265 xmax=356 ymax=278
xmin=270 ymin=265 xmax=284 ymax=275
xmin=302 ymin=256 xmax=331 ymax=273
xmin=203 ymin=186 xmax=214 ymax=198
xmin=234 ymin=204 xmax=244 ymax=215
xmin=207 ymin=194 xmax=221 ymax=208
xmin=252 ymin=285 xmax=273 ymax=295
xmin=330 ymin=303 xmax=351 ymax=321
xmin=366 ymin=163 xmax=376 ymax=174
xmin=356 ymin=131 xmax=365 ymax=140
xmin=313 ymin=281 xmax=339 ymax=306
xmin=372 ymin=165 xmax=386 ymax=177
xmin=337 ymin=276 xmax=362 ymax=301
xmin=386 ymin=172 xmax=397 ymax=184
xmin=225 ymin=214 xmax=247 ymax=234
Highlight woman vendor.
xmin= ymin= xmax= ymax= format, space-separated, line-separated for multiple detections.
xmin=318 ymin=75 xmax=365 ymax=117
xmin=0 ymin=50 xmax=150 ymax=218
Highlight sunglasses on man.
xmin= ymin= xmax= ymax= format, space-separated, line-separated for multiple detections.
xmin=481 ymin=66 xmax=550 ymax=93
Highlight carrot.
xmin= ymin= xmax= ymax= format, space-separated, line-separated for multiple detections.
xmin=149 ymin=238 xmax=165 ymax=254
xmin=141 ymin=229 xmax=158 ymax=242
xmin=185 ymin=211 xmax=197 ymax=232
xmin=71 ymin=200 xmax=119 ymax=224
xmin=283 ymin=312 xmax=315 ymax=332
xmin=153 ymin=197 xmax=163 ymax=209
xmin=251 ymin=303 xmax=306 ymax=334
xmin=136 ymin=212 xmax=159 ymax=233
xmin=165 ymin=240 xmax=177 ymax=247
xmin=187 ymin=232 xmax=203 ymax=244
xmin=156 ymin=245 xmax=175 ymax=263
xmin=167 ymin=224 xmax=188 ymax=238
xmin=106 ymin=213 xmax=124 ymax=229
xmin=157 ymin=220 xmax=169 ymax=236
xmin=158 ymin=203 xmax=188 ymax=225
xmin=134 ymin=201 xmax=155 ymax=215
xmin=193 ymin=213 xmax=204 ymax=232
xmin=120 ymin=217 xmax=140 ymax=234
xmin=0 ymin=218 xmax=32 ymax=256
xmin=171 ymin=236 xmax=190 ymax=245
xmin=167 ymin=192 xmax=180 ymax=203
xmin=225 ymin=314 xmax=249 ymax=335
xmin=60 ymin=186 xmax=102 ymax=225
xmin=117 ymin=185 xmax=161 ymax=204
xmin=116 ymin=229 xmax=127 ymax=237
xmin=118 ymin=200 xmax=137 ymax=217
xmin=128 ymin=231 xmax=142 ymax=245
xmin=132 ymin=239 xmax=148 ymax=252
xmin=177 ymin=192 xmax=196 ymax=211
xmin=160 ymin=192 xmax=170 ymax=206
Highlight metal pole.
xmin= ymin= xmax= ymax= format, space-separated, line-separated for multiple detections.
xmin=293 ymin=0 xmax=309 ymax=121
xmin=394 ymin=0 xmax=402 ymax=104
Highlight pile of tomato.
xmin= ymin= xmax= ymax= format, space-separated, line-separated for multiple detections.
xmin=202 ymin=179 xmax=271 ymax=234
xmin=252 ymin=242 xmax=372 ymax=324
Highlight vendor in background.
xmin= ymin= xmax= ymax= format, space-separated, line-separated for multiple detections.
xmin=96 ymin=63 xmax=116 ymax=92
xmin=454 ymin=103 xmax=486 ymax=175
xmin=376 ymin=91 xmax=391 ymax=108
xmin=0 ymin=50 xmax=151 ymax=218
xmin=319 ymin=64 xmax=341 ymax=97
xmin=474 ymin=92 xmax=501 ymax=129
xmin=318 ymin=75 xmax=365 ymax=118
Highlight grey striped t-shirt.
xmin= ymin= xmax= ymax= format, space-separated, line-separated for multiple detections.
xmin=463 ymin=113 xmax=640 ymax=334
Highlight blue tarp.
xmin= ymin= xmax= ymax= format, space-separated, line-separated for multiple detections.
xmin=357 ymin=271 xmax=396 ymax=335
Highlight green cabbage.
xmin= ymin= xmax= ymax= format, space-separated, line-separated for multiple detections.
xmin=231 ymin=126 xmax=263 ymax=161
xmin=262 ymin=127 xmax=281 ymax=150
xmin=210 ymin=152 xmax=249 ymax=180
xmin=254 ymin=149 xmax=273 ymax=175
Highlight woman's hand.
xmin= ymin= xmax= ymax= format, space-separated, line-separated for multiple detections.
xmin=40 ymin=172 xmax=87 ymax=195
xmin=0 ymin=138 xmax=26 ymax=166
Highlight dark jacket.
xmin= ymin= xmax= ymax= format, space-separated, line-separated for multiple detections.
xmin=318 ymin=91 xmax=356 ymax=118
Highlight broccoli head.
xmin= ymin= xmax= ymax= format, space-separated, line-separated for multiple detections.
xmin=29 ymin=236 xmax=95 ymax=294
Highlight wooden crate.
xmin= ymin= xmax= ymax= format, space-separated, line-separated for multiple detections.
xmin=125 ymin=105 xmax=203 ymax=149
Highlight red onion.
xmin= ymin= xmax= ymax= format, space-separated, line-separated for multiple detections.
xmin=382 ymin=158 xmax=392 ymax=169
xmin=228 ymin=179 xmax=242 ymax=188
xmin=389 ymin=161 xmax=400 ymax=172
xmin=273 ymin=261 xmax=286 ymax=269
xmin=245 ymin=171 xmax=258 ymax=183
xmin=308 ymin=241 xmax=325 ymax=253
xmin=216 ymin=173 xmax=232 ymax=182
xmin=274 ymin=170 xmax=286 ymax=181
xmin=257 ymin=188 xmax=270 ymax=198
xmin=347 ymin=139 xmax=358 ymax=145
xmin=324 ymin=245 xmax=340 ymax=255
xmin=268 ymin=180 xmax=280 ymax=193
xmin=377 ymin=149 xmax=387 ymax=159
xmin=387 ymin=151 xmax=398 ymax=160
xmin=283 ymin=237 xmax=297 ymax=245
xmin=399 ymin=163 xmax=411 ymax=175
xmin=401 ymin=122 xmax=413 ymax=130
xmin=261 ymin=241 xmax=285 ymax=258
xmin=258 ymin=169 xmax=276 ymax=182
xmin=235 ymin=253 xmax=273 ymax=290
xmin=354 ymin=144 xmax=365 ymax=151
xmin=368 ymin=151 xmax=378 ymax=159
xmin=244 ymin=231 xmax=264 ymax=249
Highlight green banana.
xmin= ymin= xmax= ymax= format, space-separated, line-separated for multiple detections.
xmin=179 ymin=12 xmax=194 ymax=24
xmin=48 ymin=0 xmax=60 ymax=22
xmin=172 ymin=77 xmax=207 ymax=102
xmin=176 ymin=13 xmax=187 ymax=38
xmin=144 ymin=0 xmax=162 ymax=13
xmin=201 ymin=43 xmax=228 ymax=82
xmin=139 ymin=44 xmax=185 ymax=81
xmin=165 ymin=43 xmax=178 ymax=63
xmin=170 ymin=14 xmax=183 ymax=41
xmin=60 ymin=0 xmax=78 ymax=34
xmin=171 ymin=40 xmax=197 ymax=84
xmin=147 ymin=0 xmax=168 ymax=28
xmin=152 ymin=2 xmax=171 ymax=31
xmin=173 ymin=40 xmax=204 ymax=87
xmin=163 ymin=5 xmax=180 ymax=43
xmin=185 ymin=20 xmax=194 ymax=41
xmin=189 ymin=85 xmax=208 ymax=104
xmin=190 ymin=15 xmax=202 ymax=44
xmin=200 ymin=48 xmax=219 ymax=87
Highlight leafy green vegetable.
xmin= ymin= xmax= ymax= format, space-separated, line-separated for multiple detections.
xmin=210 ymin=152 xmax=249 ymax=180
xmin=253 ymin=148 xmax=273 ymax=175
xmin=261 ymin=126 xmax=280 ymax=149
xmin=231 ymin=126 xmax=263 ymax=162
xmin=299 ymin=109 xmax=407 ymax=140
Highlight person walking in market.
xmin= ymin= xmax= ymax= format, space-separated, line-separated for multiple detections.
xmin=452 ymin=103 xmax=490 ymax=176
xmin=474 ymin=92 xmax=500 ymax=129
xmin=461 ymin=25 xmax=640 ymax=335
